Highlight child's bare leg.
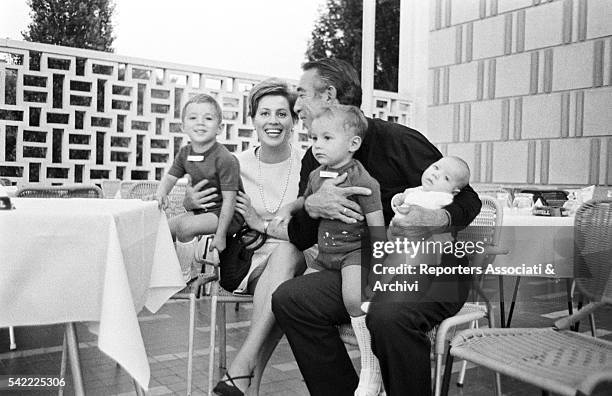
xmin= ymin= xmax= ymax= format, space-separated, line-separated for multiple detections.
xmin=173 ymin=212 xmax=218 ymax=242
xmin=342 ymin=265 xmax=382 ymax=396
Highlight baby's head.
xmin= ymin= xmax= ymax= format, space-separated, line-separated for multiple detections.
xmin=421 ymin=156 xmax=470 ymax=194
xmin=310 ymin=104 xmax=367 ymax=168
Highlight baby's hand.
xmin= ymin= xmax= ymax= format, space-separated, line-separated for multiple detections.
xmin=391 ymin=193 xmax=405 ymax=213
xmin=156 ymin=195 xmax=169 ymax=210
xmin=210 ymin=234 xmax=226 ymax=253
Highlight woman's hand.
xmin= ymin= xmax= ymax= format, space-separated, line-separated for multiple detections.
xmin=156 ymin=194 xmax=169 ymax=210
xmin=182 ymin=174 xmax=219 ymax=211
xmin=236 ymin=191 xmax=264 ymax=231
xmin=304 ymin=173 xmax=370 ymax=224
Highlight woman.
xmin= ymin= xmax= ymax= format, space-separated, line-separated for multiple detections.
xmin=213 ymin=78 xmax=306 ymax=396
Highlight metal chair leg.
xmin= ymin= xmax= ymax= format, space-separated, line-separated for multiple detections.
xmin=8 ymin=326 xmax=16 ymax=350
xmin=65 ymin=323 xmax=85 ymax=396
xmin=219 ymin=304 xmax=227 ymax=372
xmin=433 ymin=353 xmax=444 ymax=396
xmin=498 ymin=276 xmax=506 ymax=328
xmin=494 ymin=372 xmax=502 ymax=396
xmin=589 ymin=313 xmax=597 ymax=337
xmin=207 ymin=291 xmax=218 ymax=396
xmin=187 ymin=293 xmax=196 ymax=396
xmin=505 ymin=276 xmax=521 ymax=327
xmin=59 ymin=333 xmax=67 ymax=396
xmin=440 ymin=345 xmax=454 ymax=396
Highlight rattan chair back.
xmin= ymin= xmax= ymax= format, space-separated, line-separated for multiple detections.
xmin=573 ymin=199 xmax=612 ymax=304
xmin=456 ymin=196 xmax=503 ymax=250
xmin=126 ymin=180 xmax=187 ymax=219
xmin=16 ymin=184 xmax=103 ymax=199
xmin=101 ymin=180 xmax=121 ymax=198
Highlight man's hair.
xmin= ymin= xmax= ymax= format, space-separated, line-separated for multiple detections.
xmin=248 ymin=78 xmax=298 ymax=121
xmin=315 ymin=104 xmax=367 ymax=139
xmin=302 ymin=59 xmax=362 ymax=107
xmin=181 ymin=93 xmax=222 ymax=123
xmin=447 ymin=156 xmax=471 ymax=189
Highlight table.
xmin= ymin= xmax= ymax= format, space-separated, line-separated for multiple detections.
xmin=0 ymin=198 xmax=185 ymax=391
xmin=493 ymin=209 xmax=575 ymax=326
xmin=494 ymin=208 xmax=575 ymax=278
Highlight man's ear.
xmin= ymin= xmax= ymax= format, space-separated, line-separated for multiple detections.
xmin=326 ymin=85 xmax=338 ymax=104
xmin=349 ymin=135 xmax=362 ymax=153
xmin=217 ymin=122 xmax=224 ymax=135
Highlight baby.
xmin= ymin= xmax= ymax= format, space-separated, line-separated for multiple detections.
xmin=297 ymin=104 xmax=386 ymax=396
xmin=390 ymin=156 xmax=470 ymax=266
xmin=156 ymin=93 xmax=243 ymax=281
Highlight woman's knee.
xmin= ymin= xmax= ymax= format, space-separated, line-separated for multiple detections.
xmin=267 ymin=243 xmax=305 ymax=276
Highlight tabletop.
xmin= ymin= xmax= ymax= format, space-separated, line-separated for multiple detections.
xmin=0 ymin=198 xmax=185 ymax=390
xmin=493 ymin=208 xmax=575 ymax=278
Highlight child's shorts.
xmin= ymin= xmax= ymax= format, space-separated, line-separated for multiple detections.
xmin=191 ymin=208 xmax=244 ymax=235
xmin=310 ymin=249 xmax=363 ymax=271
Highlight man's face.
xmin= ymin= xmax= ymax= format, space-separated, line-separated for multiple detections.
xmin=295 ymin=68 xmax=330 ymax=130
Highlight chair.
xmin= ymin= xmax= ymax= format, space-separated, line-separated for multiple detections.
xmin=16 ymin=184 xmax=103 ymax=198
xmin=338 ymin=196 xmax=507 ymax=396
xmin=443 ymin=199 xmax=612 ymax=396
xmin=0 ymin=178 xmax=11 ymax=186
xmin=200 ymin=240 xmax=255 ymax=396
xmin=126 ymin=180 xmax=212 ymax=396
xmin=119 ymin=180 xmax=136 ymax=198
xmin=101 ymin=180 xmax=121 ymax=198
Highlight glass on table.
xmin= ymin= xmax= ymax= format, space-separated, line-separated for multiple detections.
xmin=512 ymin=193 xmax=534 ymax=215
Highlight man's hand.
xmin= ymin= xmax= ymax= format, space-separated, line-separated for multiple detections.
xmin=389 ymin=205 xmax=450 ymax=239
xmin=182 ymin=174 xmax=218 ymax=211
xmin=304 ymin=173 xmax=371 ymax=224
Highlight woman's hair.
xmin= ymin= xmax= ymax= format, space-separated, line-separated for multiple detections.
xmin=248 ymin=78 xmax=298 ymax=121
xmin=181 ymin=93 xmax=222 ymax=123
xmin=301 ymin=59 xmax=362 ymax=107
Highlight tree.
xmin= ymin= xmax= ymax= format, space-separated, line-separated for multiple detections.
xmin=22 ymin=0 xmax=115 ymax=52
xmin=306 ymin=0 xmax=400 ymax=92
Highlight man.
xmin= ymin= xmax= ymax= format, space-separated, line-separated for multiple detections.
xmin=185 ymin=59 xmax=481 ymax=395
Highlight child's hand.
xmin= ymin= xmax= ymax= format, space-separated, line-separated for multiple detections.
xmin=210 ymin=234 xmax=226 ymax=253
xmin=156 ymin=195 xmax=169 ymax=210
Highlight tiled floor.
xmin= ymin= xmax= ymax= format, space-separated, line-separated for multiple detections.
xmin=1 ymin=276 xmax=611 ymax=395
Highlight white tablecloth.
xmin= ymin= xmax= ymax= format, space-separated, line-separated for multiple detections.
xmin=493 ymin=209 xmax=575 ymax=278
xmin=0 ymin=198 xmax=185 ymax=389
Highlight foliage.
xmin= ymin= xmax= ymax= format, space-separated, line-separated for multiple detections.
xmin=22 ymin=0 xmax=115 ymax=52
xmin=306 ymin=0 xmax=399 ymax=92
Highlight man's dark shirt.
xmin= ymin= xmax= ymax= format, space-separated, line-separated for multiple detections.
xmin=289 ymin=117 xmax=481 ymax=251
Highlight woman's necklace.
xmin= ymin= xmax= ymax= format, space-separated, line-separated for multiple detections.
xmin=257 ymin=146 xmax=293 ymax=214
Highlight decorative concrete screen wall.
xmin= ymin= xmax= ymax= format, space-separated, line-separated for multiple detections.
xmin=427 ymin=0 xmax=612 ymax=187
xmin=0 ymin=39 xmax=412 ymax=186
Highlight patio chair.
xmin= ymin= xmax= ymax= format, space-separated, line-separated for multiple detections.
xmin=101 ymin=180 xmax=121 ymax=198
xmin=16 ymin=184 xmax=103 ymax=198
xmin=338 ymin=196 xmax=507 ymax=396
xmin=125 ymin=179 xmax=213 ymax=395
xmin=119 ymin=180 xmax=136 ymax=198
xmin=443 ymin=199 xmax=612 ymax=396
xmin=198 ymin=243 xmax=255 ymax=396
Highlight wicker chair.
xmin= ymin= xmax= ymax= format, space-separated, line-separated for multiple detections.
xmin=126 ymin=180 xmax=213 ymax=396
xmin=444 ymin=199 xmax=612 ymax=396
xmin=338 ymin=196 xmax=507 ymax=396
xmin=101 ymin=180 xmax=121 ymax=198
xmin=16 ymin=184 xmax=103 ymax=198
